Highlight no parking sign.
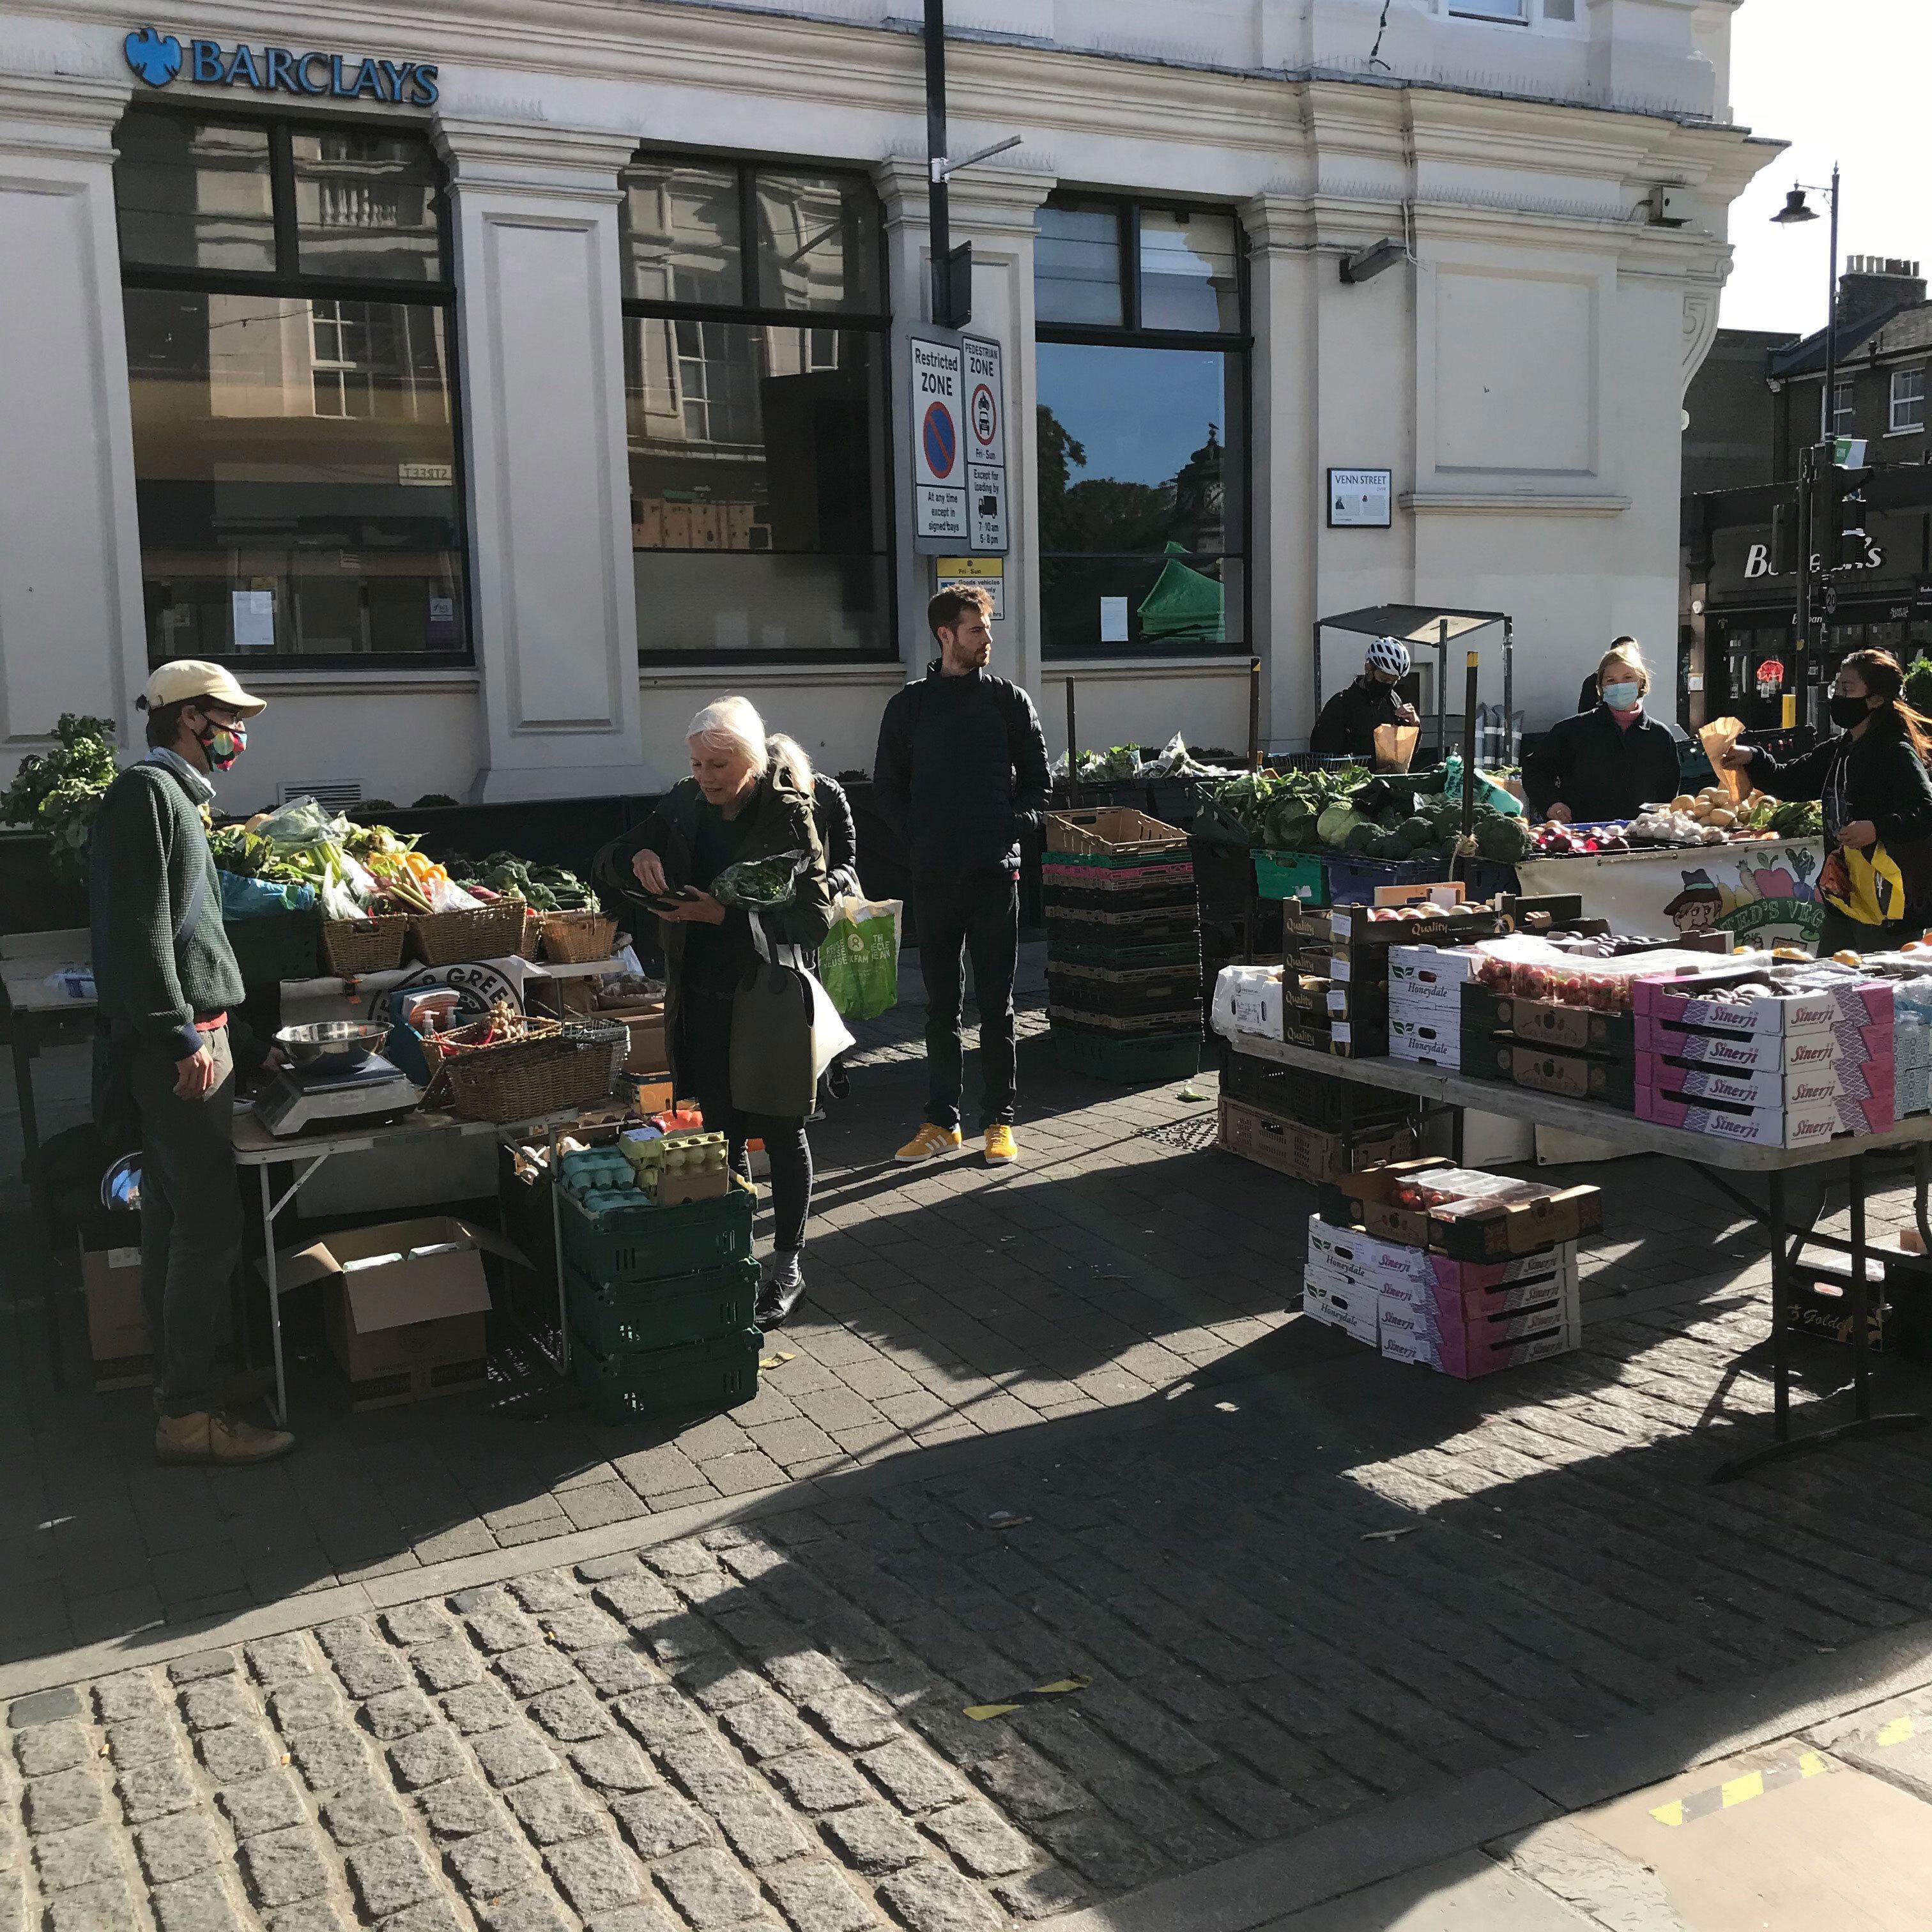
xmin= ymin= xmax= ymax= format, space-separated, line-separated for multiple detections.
xmin=910 ymin=335 xmax=966 ymax=544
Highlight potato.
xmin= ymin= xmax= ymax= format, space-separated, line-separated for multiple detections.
xmin=1706 ymin=809 xmax=1735 ymax=828
xmin=1671 ymin=795 xmax=1696 ymax=812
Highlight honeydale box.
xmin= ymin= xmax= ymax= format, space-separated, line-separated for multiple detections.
xmin=1300 ymin=1270 xmax=1379 ymax=1345
xmin=260 ymin=1215 xmax=521 ymax=1410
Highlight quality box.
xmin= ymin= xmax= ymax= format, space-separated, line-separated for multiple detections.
xmin=1218 ymin=1098 xmax=1411 ymax=1185
xmin=1325 ymin=1159 xmax=1602 ymax=1261
xmin=261 ymin=1215 xmax=518 ymax=1409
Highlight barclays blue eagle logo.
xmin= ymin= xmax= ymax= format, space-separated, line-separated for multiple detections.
xmin=124 ymin=28 xmax=183 ymax=86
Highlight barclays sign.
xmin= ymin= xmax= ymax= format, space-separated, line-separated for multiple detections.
xmin=123 ymin=27 xmax=438 ymax=105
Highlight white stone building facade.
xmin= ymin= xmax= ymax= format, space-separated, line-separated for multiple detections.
xmin=0 ymin=0 xmax=1775 ymax=808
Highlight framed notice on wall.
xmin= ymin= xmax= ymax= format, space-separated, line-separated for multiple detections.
xmin=1328 ymin=468 xmax=1393 ymax=529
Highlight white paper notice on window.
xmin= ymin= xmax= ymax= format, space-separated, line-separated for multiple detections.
xmin=1099 ymin=597 xmax=1130 ymax=645
xmin=231 ymin=590 xmax=275 ymax=652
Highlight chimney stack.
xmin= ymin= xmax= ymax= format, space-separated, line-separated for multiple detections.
xmin=1839 ymin=254 xmax=1926 ymax=330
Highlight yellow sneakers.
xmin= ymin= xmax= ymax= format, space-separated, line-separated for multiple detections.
xmin=985 ymin=1124 xmax=1018 ymax=1164
xmin=896 ymin=1123 xmax=963 ymax=1162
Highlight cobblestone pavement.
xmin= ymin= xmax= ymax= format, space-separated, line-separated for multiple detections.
xmin=9 ymin=1280 xmax=1932 ymax=1932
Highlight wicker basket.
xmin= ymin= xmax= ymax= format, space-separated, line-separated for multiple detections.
xmin=318 ymin=914 xmax=410 ymax=977
xmin=422 ymin=1013 xmax=618 ymax=1123
xmin=406 ymin=899 xmax=526 ymax=966
xmin=1045 ymin=807 xmax=1188 ymax=858
xmin=538 ymin=909 xmax=619 ymax=964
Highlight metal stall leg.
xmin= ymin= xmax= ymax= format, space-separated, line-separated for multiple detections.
xmin=1849 ymin=1153 xmax=1870 ymax=1422
xmin=14 ymin=1027 xmax=64 ymax=1388
xmin=261 ymin=1165 xmax=288 ymax=1428
xmin=1770 ymin=1168 xmax=1789 ymax=1442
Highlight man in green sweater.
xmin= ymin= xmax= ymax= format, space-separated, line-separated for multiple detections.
xmin=91 ymin=660 xmax=293 ymax=1466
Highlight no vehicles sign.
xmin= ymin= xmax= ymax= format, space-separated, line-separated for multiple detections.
xmin=910 ymin=335 xmax=966 ymax=544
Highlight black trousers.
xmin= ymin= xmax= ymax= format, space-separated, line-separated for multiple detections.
xmin=1816 ymin=908 xmax=1915 ymax=956
xmin=917 ymin=870 xmax=1019 ymax=1131
xmin=678 ymin=987 xmax=813 ymax=1252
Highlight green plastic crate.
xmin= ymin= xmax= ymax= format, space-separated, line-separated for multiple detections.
xmin=565 ymin=1257 xmax=758 ymax=1357
xmin=559 ymin=1176 xmax=754 ymax=1289
xmin=571 ymin=1327 xmax=762 ymax=1426
xmin=1252 ymin=850 xmax=1325 ymax=905
xmin=1050 ymin=1023 xmax=1201 ymax=1085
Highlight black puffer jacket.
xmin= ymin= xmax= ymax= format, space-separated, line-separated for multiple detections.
xmin=1310 ymin=677 xmax=1408 ymax=758
xmin=1751 ymin=717 xmax=1932 ymax=912
xmin=1524 ymin=705 xmax=1682 ymax=824
xmin=873 ymin=662 xmax=1050 ymax=878
xmin=813 ymin=775 xmax=861 ymax=903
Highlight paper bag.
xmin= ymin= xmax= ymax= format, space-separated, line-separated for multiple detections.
xmin=1698 ymin=717 xmax=1746 ymax=806
xmin=1372 ymin=723 xmax=1420 ymax=773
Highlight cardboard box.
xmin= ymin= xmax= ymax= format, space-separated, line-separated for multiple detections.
xmin=1899 ymin=1063 xmax=1932 ymax=1119
xmin=80 ymin=1239 xmax=153 ymax=1386
xmin=1388 ymin=946 xmax=1488 ymax=1006
xmin=1462 ymin=988 xmax=1634 ymax=1056
xmin=1633 ymin=1013 xmax=1889 ymax=1072
xmin=1377 ymin=1285 xmax=1578 ymax=1349
xmin=1217 ymin=1097 xmax=1411 ymax=1186
xmin=1632 ymin=965 xmax=1893 ymax=1035
xmin=1388 ymin=1007 xmax=1462 ymax=1069
xmin=655 ymin=1166 xmax=732 ymax=1208
xmin=599 ymin=999 xmax=669 ymax=1076
xmin=1635 ymin=1085 xmax=1894 ymax=1147
xmin=1212 ymin=965 xmax=1283 ymax=1041
xmin=1327 ymin=1159 xmax=1602 ymax=1261
xmin=1324 ymin=898 xmax=1506 ymax=954
xmin=1300 ymin=1269 xmax=1379 ymax=1344
xmin=261 ymin=1215 xmax=514 ymax=1410
xmin=1376 ymin=1254 xmax=1581 ymax=1331
xmin=1473 ymin=1039 xmax=1636 ymax=1111
xmin=1307 ymin=1217 xmax=1576 ymax=1299
xmin=1636 ymin=1054 xmax=1893 ymax=1112
xmin=1381 ymin=1308 xmax=1581 ymax=1378
xmin=1788 ymin=1254 xmax=1894 ymax=1351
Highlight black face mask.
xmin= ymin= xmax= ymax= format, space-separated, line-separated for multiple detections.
xmin=1829 ymin=694 xmax=1873 ymax=732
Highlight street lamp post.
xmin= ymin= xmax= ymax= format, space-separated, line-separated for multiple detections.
xmin=1772 ymin=166 xmax=1841 ymax=733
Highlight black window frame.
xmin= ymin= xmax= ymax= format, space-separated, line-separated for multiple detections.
xmin=1035 ymin=192 xmax=1254 ymax=663
xmin=619 ymin=148 xmax=898 ymax=668
xmin=114 ymin=98 xmax=472 ymax=671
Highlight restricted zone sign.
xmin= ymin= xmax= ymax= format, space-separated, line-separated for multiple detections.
xmin=910 ymin=335 xmax=966 ymax=545
xmin=963 ymin=334 xmax=1008 ymax=555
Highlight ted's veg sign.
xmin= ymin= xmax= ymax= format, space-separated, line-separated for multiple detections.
xmin=124 ymin=26 xmax=438 ymax=104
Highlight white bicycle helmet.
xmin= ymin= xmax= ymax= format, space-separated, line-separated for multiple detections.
xmin=1365 ymin=636 xmax=1411 ymax=678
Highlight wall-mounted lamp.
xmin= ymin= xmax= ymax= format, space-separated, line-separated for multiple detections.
xmin=1340 ymin=238 xmax=1406 ymax=285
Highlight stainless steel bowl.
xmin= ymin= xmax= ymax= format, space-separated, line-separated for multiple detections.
xmin=277 ymin=1020 xmax=387 ymax=1076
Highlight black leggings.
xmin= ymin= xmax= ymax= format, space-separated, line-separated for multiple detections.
xmin=678 ymin=989 xmax=814 ymax=1252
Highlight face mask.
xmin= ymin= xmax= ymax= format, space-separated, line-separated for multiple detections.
xmin=1601 ymin=682 xmax=1641 ymax=712
xmin=197 ymin=719 xmax=246 ymax=770
xmin=1829 ymin=694 xmax=1873 ymax=732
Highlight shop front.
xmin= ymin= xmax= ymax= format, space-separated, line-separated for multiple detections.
xmin=1 ymin=1 xmax=1770 ymax=812
xmin=1689 ymin=492 xmax=1932 ymax=733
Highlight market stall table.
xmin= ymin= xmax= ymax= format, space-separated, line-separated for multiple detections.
xmin=1220 ymin=1029 xmax=1932 ymax=1479
xmin=2 ymin=928 xmax=96 ymax=1386
xmin=233 ymin=1099 xmax=586 ymax=1425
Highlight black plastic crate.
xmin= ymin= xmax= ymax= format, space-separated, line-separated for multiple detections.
xmin=1048 ymin=967 xmax=1204 ymax=1017
xmin=1216 ymin=1038 xmax=1410 ymax=1130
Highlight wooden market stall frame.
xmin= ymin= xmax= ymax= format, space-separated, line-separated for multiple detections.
xmin=1221 ymin=1030 xmax=1932 ymax=1482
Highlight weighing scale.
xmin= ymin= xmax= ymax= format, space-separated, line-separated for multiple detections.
xmin=255 ymin=1053 xmax=423 ymax=1138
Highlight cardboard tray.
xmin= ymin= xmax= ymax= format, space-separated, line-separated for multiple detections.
xmin=1216 ymin=1097 xmax=1411 ymax=1186
xmin=1323 ymin=1159 xmax=1602 ymax=1261
xmin=1461 ymin=1036 xmax=1636 ymax=1110
xmin=1461 ymin=986 xmax=1635 ymax=1056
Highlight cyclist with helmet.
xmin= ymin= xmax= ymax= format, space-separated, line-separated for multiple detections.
xmin=1310 ymin=636 xmax=1420 ymax=758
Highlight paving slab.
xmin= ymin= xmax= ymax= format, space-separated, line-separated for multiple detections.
xmin=1253 ymin=1851 xmax=1593 ymax=1931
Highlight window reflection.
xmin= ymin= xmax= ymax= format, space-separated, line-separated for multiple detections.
xmin=620 ymin=155 xmax=891 ymax=661
xmin=292 ymin=131 xmax=443 ymax=282
xmin=124 ymin=288 xmax=461 ymax=656
xmin=1034 ymin=205 xmax=1123 ymax=328
xmin=1139 ymin=210 xmax=1240 ymax=333
xmin=116 ymin=116 xmax=276 ymax=273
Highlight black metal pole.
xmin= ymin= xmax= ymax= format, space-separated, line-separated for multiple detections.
xmin=924 ymin=0 xmax=949 ymax=323
xmin=1814 ymin=165 xmax=1841 ymax=735
xmin=1795 ymin=442 xmax=1814 ymax=733
xmin=1460 ymin=653 xmax=1480 ymax=845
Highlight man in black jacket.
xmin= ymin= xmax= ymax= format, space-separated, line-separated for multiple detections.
xmin=873 ymin=587 xmax=1050 ymax=1165
xmin=1309 ymin=637 xmax=1420 ymax=757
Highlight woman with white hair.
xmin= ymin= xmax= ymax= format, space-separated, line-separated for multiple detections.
xmin=594 ymin=698 xmax=832 ymax=1326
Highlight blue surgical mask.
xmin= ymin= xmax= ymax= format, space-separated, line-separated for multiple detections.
xmin=1602 ymin=682 xmax=1641 ymax=712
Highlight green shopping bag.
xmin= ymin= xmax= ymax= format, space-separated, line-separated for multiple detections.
xmin=820 ymin=896 xmax=902 ymax=1020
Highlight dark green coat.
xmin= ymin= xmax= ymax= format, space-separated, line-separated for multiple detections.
xmin=594 ymin=762 xmax=832 ymax=1103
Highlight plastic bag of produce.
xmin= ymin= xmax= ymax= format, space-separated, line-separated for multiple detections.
xmin=820 ymin=894 xmax=902 ymax=1019
xmin=712 ymin=849 xmax=812 ymax=910
xmin=218 ymin=870 xmax=314 ymax=919
xmin=249 ymin=795 xmax=349 ymax=852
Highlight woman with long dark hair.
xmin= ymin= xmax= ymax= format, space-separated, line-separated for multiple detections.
xmin=1724 ymin=648 xmax=1932 ymax=955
